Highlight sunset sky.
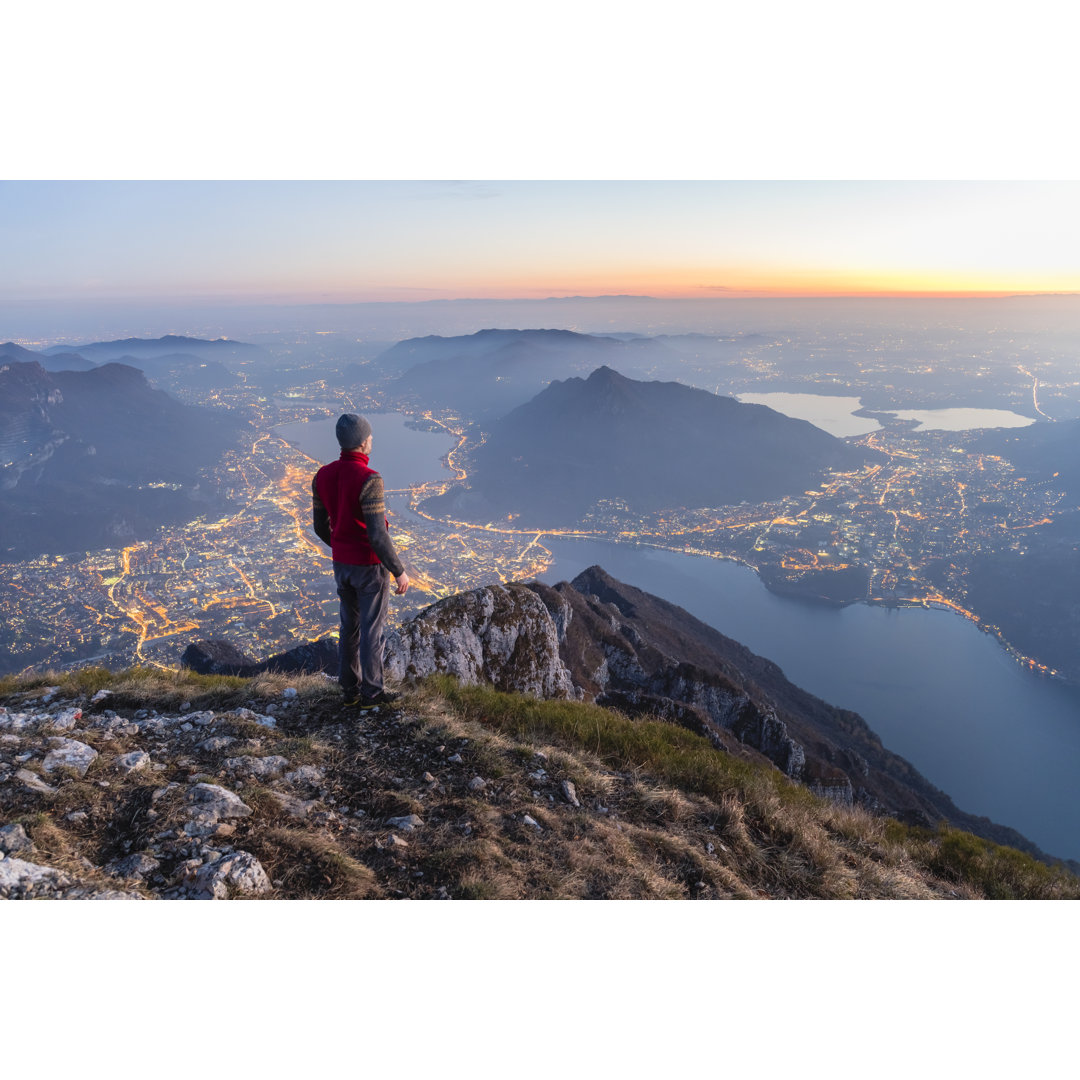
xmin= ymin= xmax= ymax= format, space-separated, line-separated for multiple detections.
xmin=4 ymin=180 xmax=1078 ymax=307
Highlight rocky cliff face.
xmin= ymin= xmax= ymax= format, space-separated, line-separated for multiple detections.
xmin=526 ymin=577 xmax=809 ymax=783
xmin=384 ymin=583 xmax=576 ymax=700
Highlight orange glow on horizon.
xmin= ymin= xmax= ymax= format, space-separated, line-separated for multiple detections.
xmin=298 ymin=280 xmax=1080 ymax=304
xmin=300 ymin=263 xmax=1080 ymax=304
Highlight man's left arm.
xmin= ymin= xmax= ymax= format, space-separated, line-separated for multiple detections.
xmin=359 ymin=474 xmax=406 ymax=579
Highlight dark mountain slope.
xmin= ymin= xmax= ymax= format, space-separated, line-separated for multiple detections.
xmin=960 ymin=420 xmax=1080 ymax=681
xmin=0 ymin=361 xmax=242 ymax=560
xmin=974 ymin=418 xmax=1080 ymax=501
xmin=426 ymin=366 xmax=877 ymax=525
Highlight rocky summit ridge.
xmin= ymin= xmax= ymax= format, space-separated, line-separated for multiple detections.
xmin=188 ymin=567 xmax=1053 ymax=860
xmin=3 ymin=568 xmax=1077 ymax=900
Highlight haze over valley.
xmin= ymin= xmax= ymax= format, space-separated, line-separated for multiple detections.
xmin=6 ymin=296 xmax=1080 ymax=678
xmin=4 ymin=293 xmax=1080 ymax=859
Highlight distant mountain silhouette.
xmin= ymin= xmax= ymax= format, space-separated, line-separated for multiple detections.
xmin=961 ymin=419 xmax=1080 ymax=681
xmin=424 ymin=366 xmax=877 ymax=526
xmin=0 ymin=361 xmax=241 ymax=560
xmin=374 ymin=328 xmax=684 ymax=419
xmin=1 ymin=341 xmax=95 ymax=372
xmin=975 ymin=418 xmax=1080 ymax=500
xmin=42 ymin=335 xmax=267 ymax=365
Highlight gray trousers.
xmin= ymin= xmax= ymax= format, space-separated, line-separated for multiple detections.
xmin=334 ymin=562 xmax=391 ymax=698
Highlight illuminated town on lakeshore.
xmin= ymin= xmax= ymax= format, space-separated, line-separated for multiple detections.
xmin=0 ymin=337 xmax=1071 ymax=679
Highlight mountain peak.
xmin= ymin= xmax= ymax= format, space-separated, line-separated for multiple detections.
xmin=585 ymin=364 xmax=624 ymax=384
xmin=425 ymin=369 xmax=878 ymax=526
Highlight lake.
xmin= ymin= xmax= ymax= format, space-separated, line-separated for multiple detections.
xmin=736 ymin=392 xmax=881 ymax=437
xmin=736 ymin=391 xmax=1035 ymax=436
xmin=539 ymin=538 xmax=1080 ymax=862
xmin=889 ymin=407 xmax=1036 ymax=432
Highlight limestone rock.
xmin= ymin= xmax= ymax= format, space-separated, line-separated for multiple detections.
xmin=387 ymin=814 xmax=424 ymax=832
xmin=222 ymin=755 xmax=289 ymax=780
xmin=0 ymin=857 xmax=73 ymax=898
xmin=222 ymin=707 xmax=276 ymax=729
xmin=115 ymin=750 xmax=151 ymax=774
xmin=16 ymin=768 xmax=56 ymax=793
xmin=42 ymin=737 xmax=99 ymax=777
xmin=0 ymin=856 xmax=136 ymax=898
xmin=0 ymin=823 xmax=33 ymax=856
xmin=108 ymin=852 xmax=161 ymax=879
xmin=51 ymin=707 xmax=84 ymax=730
xmin=0 ymin=712 xmax=37 ymax=733
xmin=468 ymin=776 xmax=486 ymax=792
xmin=385 ymin=583 xmax=575 ymax=698
xmin=192 ymin=852 xmax=272 ymax=898
xmin=267 ymin=790 xmax=318 ymax=818
xmin=196 ymin=736 xmax=236 ymax=752
xmin=284 ymin=765 xmax=325 ymax=788
xmin=560 ymin=780 xmax=581 ymax=807
xmin=185 ymin=783 xmax=252 ymax=820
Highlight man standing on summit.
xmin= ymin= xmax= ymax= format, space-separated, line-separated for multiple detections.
xmin=312 ymin=414 xmax=409 ymax=708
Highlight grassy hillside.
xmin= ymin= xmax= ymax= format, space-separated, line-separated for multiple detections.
xmin=1 ymin=667 xmax=1075 ymax=900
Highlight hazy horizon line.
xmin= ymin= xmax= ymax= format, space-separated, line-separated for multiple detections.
xmin=7 ymin=290 xmax=1080 ymax=312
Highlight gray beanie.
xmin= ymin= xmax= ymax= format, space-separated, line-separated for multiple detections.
xmin=336 ymin=413 xmax=372 ymax=449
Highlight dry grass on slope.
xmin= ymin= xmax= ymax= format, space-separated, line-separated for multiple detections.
xmin=422 ymin=677 xmax=1080 ymax=901
xmin=2 ymin=668 xmax=1076 ymax=900
xmin=0 ymin=665 xmax=315 ymax=714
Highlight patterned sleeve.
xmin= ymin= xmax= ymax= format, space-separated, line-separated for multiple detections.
xmin=359 ymin=474 xmax=405 ymax=577
xmin=359 ymin=473 xmax=387 ymax=517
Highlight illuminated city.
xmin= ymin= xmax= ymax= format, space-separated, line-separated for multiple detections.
xmin=0 ymin=340 xmax=1072 ymax=681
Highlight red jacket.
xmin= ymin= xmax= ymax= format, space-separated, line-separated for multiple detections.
xmin=312 ymin=450 xmax=387 ymax=566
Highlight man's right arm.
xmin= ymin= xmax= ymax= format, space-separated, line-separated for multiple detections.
xmin=311 ymin=475 xmax=332 ymax=546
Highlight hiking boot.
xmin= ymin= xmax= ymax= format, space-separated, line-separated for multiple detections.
xmin=342 ymin=691 xmax=363 ymax=707
xmin=357 ymin=690 xmax=401 ymax=711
